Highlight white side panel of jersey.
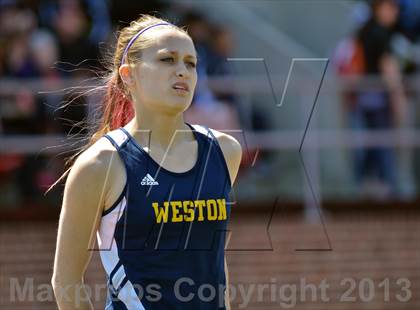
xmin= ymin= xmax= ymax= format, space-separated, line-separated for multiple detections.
xmin=97 ymin=197 xmax=145 ymax=309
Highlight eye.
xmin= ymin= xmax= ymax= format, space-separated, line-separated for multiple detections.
xmin=160 ymin=57 xmax=174 ymax=63
xmin=187 ymin=61 xmax=196 ymax=68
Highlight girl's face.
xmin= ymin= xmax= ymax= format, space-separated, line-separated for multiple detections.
xmin=128 ymin=29 xmax=198 ymax=115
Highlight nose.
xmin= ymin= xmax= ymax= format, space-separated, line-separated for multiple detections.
xmin=175 ymin=62 xmax=189 ymax=79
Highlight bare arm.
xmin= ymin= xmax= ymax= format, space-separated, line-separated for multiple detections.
xmin=380 ymin=54 xmax=407 ymax=127
xmin=224 ymin=230 xmax=233 ymax=310
xmin=224 ymin=256 xmax=231 ymax=310
xmin=216 ymin=132 xmax=242 ymax=310
xmin=215 ymin=131 xmax=242 ymax=188
xmin=51 ymin=146 xmax=114 ymax=309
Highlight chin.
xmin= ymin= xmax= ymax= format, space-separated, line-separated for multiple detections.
xmin=156 ymin=100 xmax=190 ymax=115
xmin=171 ymin=96 xmax=192 ymax=107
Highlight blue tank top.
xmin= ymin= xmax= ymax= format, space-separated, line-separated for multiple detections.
xmin=96 ymin=123 xmax=232 ymax=310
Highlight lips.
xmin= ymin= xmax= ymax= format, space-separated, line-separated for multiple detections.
xmin=172 ymin=82 xmax=189 ymax=92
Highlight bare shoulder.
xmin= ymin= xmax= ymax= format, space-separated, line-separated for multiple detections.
xmin=70 ymin=137 xmax=117 ymax=181
xmin=209 ymin=128 xmax=242 ymax=160
xmin=208 ymin=128 xmax=242 ymax=185
xmin=65 ymin=137 xmax=126 ymax=210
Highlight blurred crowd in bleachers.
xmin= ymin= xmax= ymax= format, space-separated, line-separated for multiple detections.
xmin=1 ymin=0 xmax=420 ymax=209
xmin=0 ymin=0 xmax=242 ymax=208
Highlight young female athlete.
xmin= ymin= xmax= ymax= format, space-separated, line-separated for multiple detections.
xmin=51 ymin=14 xmax=242 ymax=309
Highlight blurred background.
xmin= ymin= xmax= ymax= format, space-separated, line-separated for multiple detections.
xmin=0 ymin=0 xmax=419 ymax=309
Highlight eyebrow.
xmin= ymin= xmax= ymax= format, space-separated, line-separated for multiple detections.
xmin=158 ymin=50 xmax=197 ymax=60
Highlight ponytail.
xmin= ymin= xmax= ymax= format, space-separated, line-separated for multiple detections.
xmin=105 ymin=73 xmax=134 ymax=131
xmin=45 ymin=72 xmax=134 ymax=194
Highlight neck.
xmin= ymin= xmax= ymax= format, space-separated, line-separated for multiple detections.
xmin=126 ymin=111 xmax=192 ymax=151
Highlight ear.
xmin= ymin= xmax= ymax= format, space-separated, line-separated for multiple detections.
xmin=119 ymin=64 xmax=135 ymax=86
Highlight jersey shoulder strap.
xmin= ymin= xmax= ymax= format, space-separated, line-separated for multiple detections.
xmin=103 ymin=128 xmax=129 ymax=150
xmin=190 ymin=123 xmax=232 ymax=187
xmin=189 ymin=124 xmax=221 ymax=147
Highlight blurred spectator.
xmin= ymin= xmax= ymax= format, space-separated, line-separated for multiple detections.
xmin=1 ymin=5 xmax=37 ymax=77
xmin=337 ymin=0 xmax=407 ymax=198
xmin=4 ymin=34 xmax=38 ymax=77
xmin=53 ymin=0 xmax=97 ymax=75
xmin=207 ymin=25 xmax=234 ymax=74
xmin=181 ymin=11 xmax=214 ymax=106
xmin=207 ymin=25 xmax=237 ymax=104
xmin=2 ymin=28 xmax=60 ymax=134
xmin=30 ymin=29 xmax=59 ymax=77
xmin=30 ymin=29 xmax=63 ymax=133
xmin=0 ymin=3 xmax=37 ymax=36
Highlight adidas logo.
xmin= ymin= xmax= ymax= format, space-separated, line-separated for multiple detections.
xmin=141 ymin=173 xmax=159 ymax=186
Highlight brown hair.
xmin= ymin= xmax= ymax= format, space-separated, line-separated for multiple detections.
xmin=46 ymin=14 xmax=189 ymax=193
